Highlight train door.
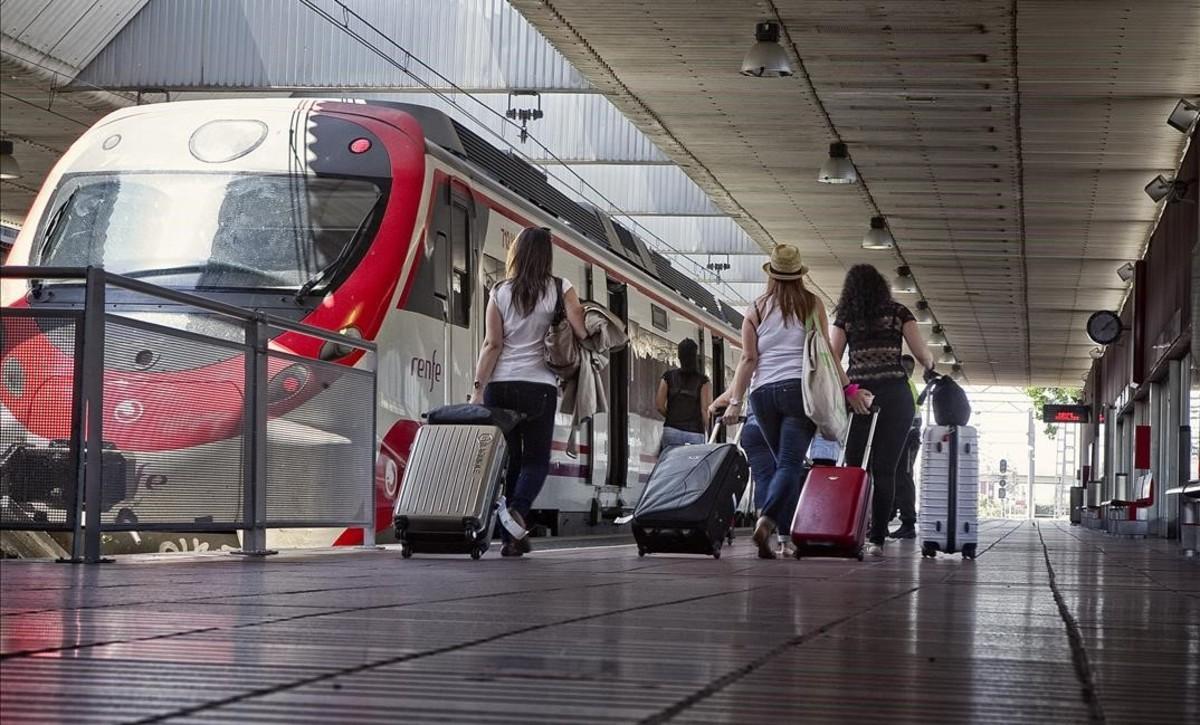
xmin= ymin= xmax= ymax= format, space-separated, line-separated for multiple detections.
xmin=445 ymin=183 xmax=475 ymax=404
xmin=606 ymin=282 xmax=629 ymax=487
xmin=588 ymin=266 xmax=611 ymax=490
xmin=537 ymin=248 xmax=590 ymax=517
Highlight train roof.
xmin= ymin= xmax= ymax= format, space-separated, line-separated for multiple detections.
xmin=377 ymin=102 xmax=742 ymax=331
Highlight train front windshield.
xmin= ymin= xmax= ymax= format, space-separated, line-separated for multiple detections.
xmin=31 ymin=172 xmax=383 ymax=291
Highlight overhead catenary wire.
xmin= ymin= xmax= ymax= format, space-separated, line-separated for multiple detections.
xmin=298 ymin=0 xmax=750 ymax=307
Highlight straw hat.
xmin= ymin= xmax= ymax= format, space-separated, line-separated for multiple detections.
xmin=762 ymin=244 xmax=808 ymax=280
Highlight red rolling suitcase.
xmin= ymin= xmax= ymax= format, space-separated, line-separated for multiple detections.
xmin=789 ymin=409 xmax=880 ymax=561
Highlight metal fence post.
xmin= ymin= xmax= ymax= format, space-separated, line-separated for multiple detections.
xmin=236 ymin=318 xmax=275 ymax=556
xmin=59 ymin=312 xmax=89 ymax=563
xmin=358 ymin=354 xmax=380 ymax=550
xmin=80 ymin=267 xmax=109 ymax=563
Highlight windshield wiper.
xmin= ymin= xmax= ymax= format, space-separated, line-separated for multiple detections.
xmin=29 ymin=188 xmax=80 ymax=298
xmin=293 ymin=200 xmax=381 ymax=304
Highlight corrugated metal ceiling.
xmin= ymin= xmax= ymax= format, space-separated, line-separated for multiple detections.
xmin=78 ymin=0 xmax=590 ymax=91
xmin=0 ymin=0 xmax=150 ymax=68
xmin=511 ymin=0 xmax=1200 ymax=385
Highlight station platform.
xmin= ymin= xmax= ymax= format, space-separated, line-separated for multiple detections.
xmin=1 ymin=520 xmax=1196 ymax=724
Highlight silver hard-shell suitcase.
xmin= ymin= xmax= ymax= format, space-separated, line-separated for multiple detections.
xmin=919 ymin=424 xmax=980 ymax=559
xmin=392 ymin=424 xmax=507 ymax=559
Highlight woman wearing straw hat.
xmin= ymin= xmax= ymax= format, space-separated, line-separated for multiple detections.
xmin=722 ymin=244 xmax=873 ymax=559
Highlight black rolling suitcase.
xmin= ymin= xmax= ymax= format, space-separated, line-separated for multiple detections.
xmin=628 ymin=421 xmax=749 ymax=559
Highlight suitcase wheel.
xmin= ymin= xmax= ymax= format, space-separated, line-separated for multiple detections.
xmin=856 ymin=549 xmax=865 ymax=562
xmin=921 ymin=543 xmax=938 ymax=558
xmin=400 ymin=544 xmax=413 ymax=559
xmin=470 ymin=546 xmax=484 ymax=560
xmin=962 ymin=544 xmax=977 ymax=561
xmin=637 ymin=546 xmax=647 ymax=558
xmin=711 ymin=549 xmax=721 ymax=560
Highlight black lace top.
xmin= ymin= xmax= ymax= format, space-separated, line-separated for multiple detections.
xmin=833 ymin=301 xmax=915 ymax=383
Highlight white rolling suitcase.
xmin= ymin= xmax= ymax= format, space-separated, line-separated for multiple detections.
xmin=392 ymin=405 xmax=519 ymax=560
xmin=919 ymin=425 xmax=979 ymax=559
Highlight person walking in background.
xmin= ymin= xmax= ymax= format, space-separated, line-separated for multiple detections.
xmin=722 ymin=245 xmax=872 ymax=559
xmin=889 ymin=354 xmax=923 ymax=539
xmin=830 ymin=265 xmax=935 ymax=556
xmin=471 ymin=227 xmax=587 ymax=557
xmin=657 ymin=338 xmax=712 ymax=455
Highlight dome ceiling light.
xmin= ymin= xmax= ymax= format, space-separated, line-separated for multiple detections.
xmin=740 ymin=22 xmax=792 ymax=78
xmin=818 ymin=142 xmax=858 ymax=184
xmin=862 ymin=216 xmax=895 ymax=250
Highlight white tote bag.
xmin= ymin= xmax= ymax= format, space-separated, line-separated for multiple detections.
xmin=801 ymin=312 xmax=850 ymax=441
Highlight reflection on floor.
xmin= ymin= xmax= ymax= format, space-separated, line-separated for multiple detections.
xmin=1 ymin=520 xmax=1196 ymax=723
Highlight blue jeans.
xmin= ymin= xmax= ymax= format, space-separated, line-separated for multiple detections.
xmin=741 ymin=416 xmax=777 ymax=513
xmin=483 ymin=381 xmax=558 ymax=537
xmin=660 ymin=426 xmax=705 ymax=456
xmin=749 ymin=379 xmax=816 ymax=528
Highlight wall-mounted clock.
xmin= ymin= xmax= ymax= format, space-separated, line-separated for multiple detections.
xmin=1086 ymin=310 xmax=1123 ymax=346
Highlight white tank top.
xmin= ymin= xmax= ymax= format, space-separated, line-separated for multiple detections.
xmin=749 ymin=298 xmax=808 ymax=391
xmin=490 ymin=277 xmax=572 ymax=387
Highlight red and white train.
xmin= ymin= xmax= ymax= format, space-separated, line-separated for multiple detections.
xmin=0 ymin=99 xmax=745 ymax=551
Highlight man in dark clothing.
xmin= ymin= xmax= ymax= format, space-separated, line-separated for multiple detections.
xmin=890 ymin=355 xmax=921 ymax=539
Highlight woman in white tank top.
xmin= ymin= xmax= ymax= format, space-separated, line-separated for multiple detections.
xmin=721 ymin=244 xmax=872 ymax=559
xmin=470 ymin=227 xmax=586 ymax=557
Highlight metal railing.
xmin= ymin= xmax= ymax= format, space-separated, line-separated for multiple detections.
xmin=0 ymin=266 xmax=377 ymax=562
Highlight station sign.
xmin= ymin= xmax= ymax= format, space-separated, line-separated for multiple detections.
xmin=1043 ymin=404 xmax=1090 ymax=424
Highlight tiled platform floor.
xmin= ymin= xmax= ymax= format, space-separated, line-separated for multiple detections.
xmin=1 ymin=520 xmax=1196 ymax=723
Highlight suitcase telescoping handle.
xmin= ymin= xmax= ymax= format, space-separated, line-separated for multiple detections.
xmin=708 ymin=413 xmax=747 ymax=445
xmin=836 ymin=406 xmax=880 ymax=471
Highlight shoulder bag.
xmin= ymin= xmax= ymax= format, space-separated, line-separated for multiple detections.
xmin=801 ymin=309 xmax=850 ymax=441
xmin=544 ymin=277 xmax=580 ymax=380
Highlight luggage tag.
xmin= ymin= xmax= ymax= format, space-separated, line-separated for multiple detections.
xmin=495 ymin=496 xmax=529 ymax=540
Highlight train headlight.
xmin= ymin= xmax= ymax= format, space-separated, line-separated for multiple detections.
xmin=2 ymin=358 xmax=23 ymax=397
xmin=268 ymin=364 xmax=310 ymax=403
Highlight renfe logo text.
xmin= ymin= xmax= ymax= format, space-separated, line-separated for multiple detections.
xmin=410 ymin=349 xmax=442 ymax=392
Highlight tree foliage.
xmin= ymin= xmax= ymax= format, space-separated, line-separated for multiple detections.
xmin=1025 ymin=386 xmax=1083 ymax=438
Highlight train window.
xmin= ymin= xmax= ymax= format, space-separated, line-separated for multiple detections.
xmin=651 ymin=304 xmax=669 ymax=332
xmin=32 ymin=172 xmax=383 ymax=292
xmin=432 ymin=231 xmax=449 ymax=306
xmin=449 ymin=201 xmax=471 ymax=328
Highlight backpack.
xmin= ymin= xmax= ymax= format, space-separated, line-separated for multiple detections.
xmin=918 ymin=374 xmax=972 ymax=427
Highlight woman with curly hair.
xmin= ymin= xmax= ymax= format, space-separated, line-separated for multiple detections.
xmin=831 ymin=264 xmax=935 ymax=556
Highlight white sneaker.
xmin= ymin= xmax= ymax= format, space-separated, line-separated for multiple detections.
xmin=865 ymin=543 xmax=885 ymax=558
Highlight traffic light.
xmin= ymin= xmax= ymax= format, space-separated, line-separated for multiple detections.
xmin=999 ymin=459 xmax=1008 ymax=473
xmin=998 ymin=476 xmax=1007 ymax=500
